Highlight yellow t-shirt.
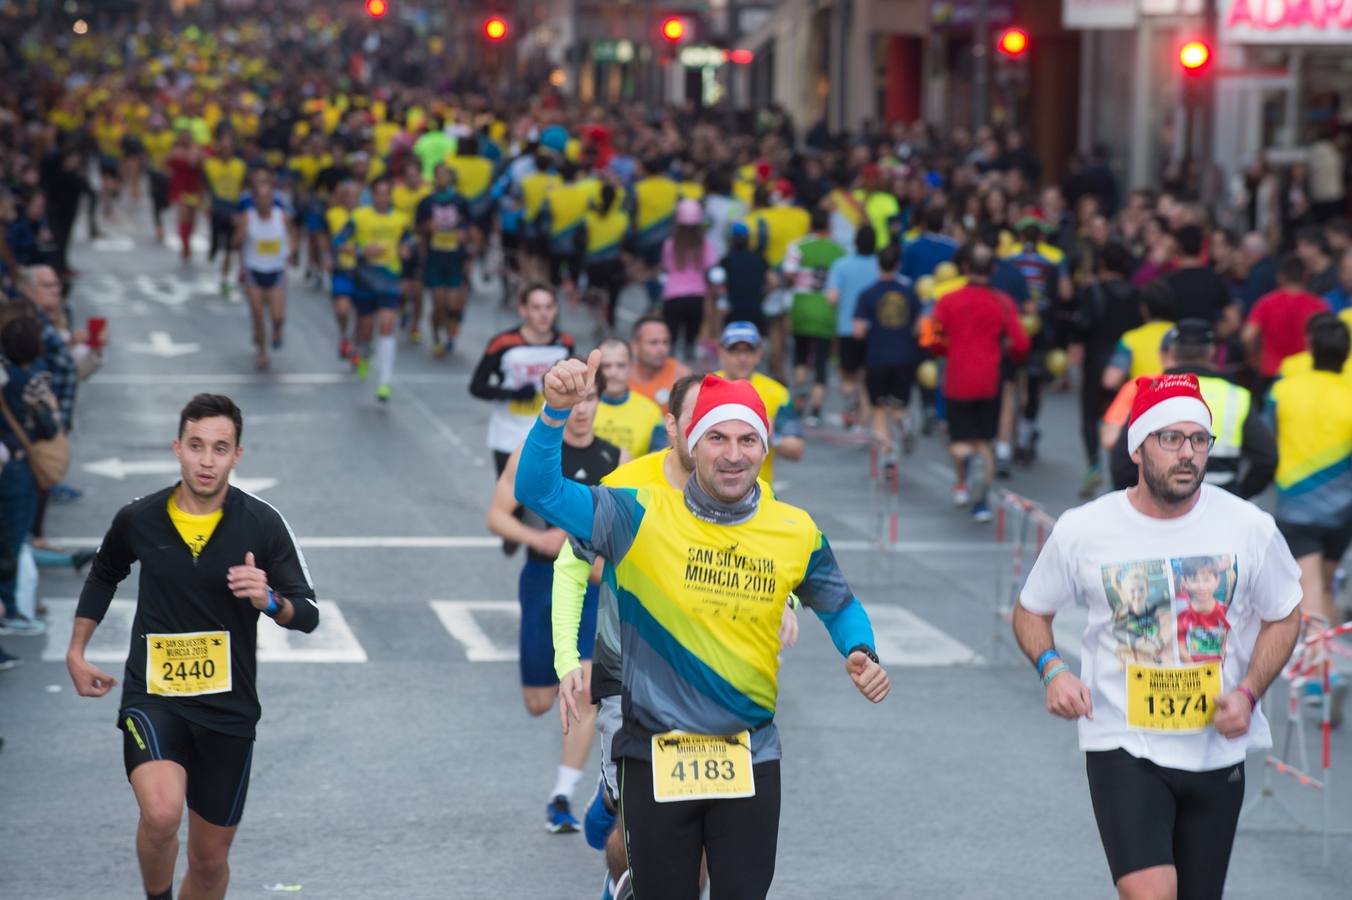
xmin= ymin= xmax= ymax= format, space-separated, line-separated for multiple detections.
xmin=1115 ymin=321 xmax=1175 ymax=380
xmin=167 ymin=494 xmax=223 ymax=559
xmin=594 ymin=391 xmax=665 ymax=459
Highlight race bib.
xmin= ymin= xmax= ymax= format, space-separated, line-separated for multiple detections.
xmin=508 ymin=393 xmax=543 ymax=417
xmin=147 ymin=631 xmax=231 ymax=697
xmin=431 ymin=231 xmax=461 ymax=251
xmin=1126 ymin=664 xmax=1220 ymax=732
xmin=255 ymin=239 xmax=282 ymax=256
xmin=651 ymin=731 xmax=755 ymax=802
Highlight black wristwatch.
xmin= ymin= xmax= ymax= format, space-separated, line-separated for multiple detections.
xmin=848 ymin=644 xmax=879 ymax=664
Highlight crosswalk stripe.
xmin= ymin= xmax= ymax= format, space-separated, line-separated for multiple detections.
xmin=40 ymin=599 xmax=366 ymax=664
xmin=429 ymin=600 xmax=519 ymax=662
xmin=867 ymin=606 xmax=983 ymax=666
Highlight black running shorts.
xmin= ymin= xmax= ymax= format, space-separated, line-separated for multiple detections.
xmin=120 ymin=705 xmax=255 ymax=827
xmin=1085 ymin=748 xmax=1244 ymax=899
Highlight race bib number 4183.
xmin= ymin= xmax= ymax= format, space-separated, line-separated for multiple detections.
xmin=1126 ymin=664 xmax=1220 ymax=732
xmin=147 ymin=631 xmax=231 ymax=697
xmin=651 ymin=731 xmax=755 ymax=802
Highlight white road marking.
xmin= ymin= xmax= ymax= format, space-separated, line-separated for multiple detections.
xmin=83 ymin=457 xmax=181 ymax=479
xmin=127 ymin=331 xmax=200 ymax=358
xmin=429 ymin=600 xmax=519 ymax=662
xmin=868 ymin=605 xmax=983 ymax=666
xmin=40 ymin=599 xmax=367 ymax=663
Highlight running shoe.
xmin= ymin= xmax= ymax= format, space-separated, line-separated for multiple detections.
xmin=603 ymin=870 xmax=633 ymax=900
xmin=272 ymin=334 xmax=284 ymax=351
xmin=432 ymin=340 xmax=448 ymax=359
xmin=375 ymin=384 xmax=391 ymax=403
xmin=2 ymin=616 xmax=46 ymax=636
xmin=584 ymin=780 xmax=616 ymax=851
xmin=339 ymin=340 xmax=353 ymax=361
xmin=546 ymin=795 xmax=580 ymax=834
xmin=1079 ymin=466 xmax=1103 ymax=499
xmin=409 ymin=330 xmax=423 ymax=346
xmin=952 ymin=483 xmax=970 ymax=507
xmin=804 ymin=414 xmax=822 ymax=428
xmin=971 ymin=503 xmax=993 ymax=523
xmin=355 ymin=357 xmax=370 ymax=380
xmin=0 ymin=647 xmax=21 ymax=670
xmin=49 ymin=483 xmax=83 ymax=502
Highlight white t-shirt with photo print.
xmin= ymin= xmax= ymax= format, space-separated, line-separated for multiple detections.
xmin=1021 ymin=485 xmax=1301 ymax=772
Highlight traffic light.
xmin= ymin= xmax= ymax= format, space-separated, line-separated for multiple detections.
xmin=1179 ymin=40 xmax=1211 ymax=74
xmin=660 ymin=16 xmax=688 ymax=43
xmin=365 ymin=0 xmax=387 ymax=18
xmin=483 ymin=15 xmax=509 ymax=42
xmin=996 ymin=27 xmax=1028 ymax=59
xmin=728 ymin=49 xmax=753 ymax=65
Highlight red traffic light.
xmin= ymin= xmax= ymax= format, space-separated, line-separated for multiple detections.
xmin=997 ymin=28 xmax=1028 ymax=59
xmin=661 ymin=17 xmax=686 ymax=43
xmin=483 ymin=16 xmax=508 ymax=41
xmin=365 ymin=0 xmax=387 ymax=18
xmin=729 ymin=48 xmax=753 ymax=65
xmin=1179 ymin=40 xmax=1210 ymax=72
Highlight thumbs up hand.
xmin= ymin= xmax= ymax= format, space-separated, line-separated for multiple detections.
xmin=541 ymin=348 xmax=602 ymax=413
xmin=227 ymin=551 xmax=271 ymax=610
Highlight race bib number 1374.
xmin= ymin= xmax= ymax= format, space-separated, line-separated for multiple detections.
xmin=1126 ymin=664 xmax=1220 ymax=732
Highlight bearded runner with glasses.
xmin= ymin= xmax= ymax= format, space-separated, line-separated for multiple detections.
xmin=1012 ymin=373 xmax=1301 ymax=900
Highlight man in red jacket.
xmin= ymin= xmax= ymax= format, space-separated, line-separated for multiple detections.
xmin=932 ymin=244 xmax=1031 ymax=521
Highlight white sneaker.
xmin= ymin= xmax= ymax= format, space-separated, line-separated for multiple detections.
xmin=952 ymin=484 xmax=970 ymax=507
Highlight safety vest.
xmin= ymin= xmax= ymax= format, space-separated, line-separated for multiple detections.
xmin=1197 ymin=375 xmax=1249 ymax=488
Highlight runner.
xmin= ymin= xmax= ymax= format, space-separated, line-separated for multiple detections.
xmin=582 ymin=183 xmax=630 ymax=329
xmin=65 ymin=393 xmax=319 ymax=900
xmin=488 ymin=369 xmax=625 ymax=833
xmin=165 ymin=131 xmax=205 ymax=264
xmin=336 ymin=176 xmax=414 ymax=401
xmin=515 ymin=360 xmax=889 ymax=900
xmin=784 ymin=208 xmax=846 ymax=425
xmin=628 ymin=316 xmax=690 ymax=414
xmin=853 ymin=245 xmax=922 ymax=471
xmin=1268 ymin=312 xmax=1352 ymax=719
xmin=1013 ymin=373 xmax=1301 ymax=900
xmin=551 ymin=373 xmax=800 ymax=900
xmin=324 ymin=179 xmax=360 ymax=363
xmin=393 ymin=158 xmax=431 ymax=344
xmin=415 ymin=164 xmax=471 ymax=357
xmin=469 ymin=282 xmax=576 ymax=481
xmin=592 ymin=338 xmax=667 ymax=459
xmin=716 ymin=321 xmax=805 ymax=487
xmin=203 ymin=132 xmax=247 ymax=295
xmin=234 ymin=169 xmax=296 ymax=370
xmin=930 ymin=244 xmax=1030 ymax=521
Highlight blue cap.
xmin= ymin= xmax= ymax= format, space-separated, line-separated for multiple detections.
xmin=720 ymin=321 xmax=762 ymax=348
xmin=730 ymin=221 xmax=750 ymax=239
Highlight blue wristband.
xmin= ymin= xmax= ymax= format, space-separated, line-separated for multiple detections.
xmin=1041 ymin=663 xmax=1070 ymax=687
xmin=1035 ymin=649 xmax=1060 ymax=676
xmin=542 ymin=404 xmax=572 ymax=421
xmin=264 ymin=589 xmax=282 ymax=617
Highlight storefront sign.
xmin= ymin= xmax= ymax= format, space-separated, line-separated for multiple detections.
xmin=679 ymin=45 xmax=726 ymax=68
xmin=1221 ymin=0 xmax=1352 ymax=43
xmin=929 ymin=1 xmax=1013 ymax=27
xmin=1063 ymin=0 xmax=1138 ymax=29
xmin=591 ymin=39 xmax=634 ymax=63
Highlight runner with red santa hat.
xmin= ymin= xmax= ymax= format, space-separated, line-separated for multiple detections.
xmin=1011 ymin=373 xmax=1302 ymax=900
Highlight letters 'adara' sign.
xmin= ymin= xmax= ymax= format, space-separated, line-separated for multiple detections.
xmin=1221 ymin=0 xmax=1352 ymax=44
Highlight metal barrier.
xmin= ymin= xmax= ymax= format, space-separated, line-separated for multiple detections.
xmin=991 ymin=488 xmax=1058 ymax=660
xmin=1242 ymin=614 xmax=1352 ymax=863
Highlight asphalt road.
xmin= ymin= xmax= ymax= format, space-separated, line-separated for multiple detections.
xmin=2 ymin=201 xmax=1349 ymax=899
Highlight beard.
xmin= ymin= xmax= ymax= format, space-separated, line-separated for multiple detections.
xmin=1140 ymin=451 xmax=1203 ymax=506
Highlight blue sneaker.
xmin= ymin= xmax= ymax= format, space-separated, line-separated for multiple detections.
xmin=584 ymin=780 xmax=616 ymax=851
xmin=49 ymin=483 xmax=82 ymax=503
xmin=546 ymin=795 xmax=580 ymax=834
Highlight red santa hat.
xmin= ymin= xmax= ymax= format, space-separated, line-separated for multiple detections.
xmin=685 ymin=375 xmax=770 ymax=449
xmin=1126 ymin=374 xmax=1212 ymax=454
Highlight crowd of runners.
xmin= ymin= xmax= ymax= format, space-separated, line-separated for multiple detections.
xmin=2 ymin=3 xmax=1352 ymax=899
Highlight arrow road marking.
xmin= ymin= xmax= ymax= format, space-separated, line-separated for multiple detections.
xmin=82 ymin=457 xmax=181 ymax=480
xmin=429 ymin=600 xmax=520 ymax=662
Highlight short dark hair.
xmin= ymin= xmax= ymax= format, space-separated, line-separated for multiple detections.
xmin=0 ymin=315 xmax=42 ymax=365
xmin=1277 ymin=253 xmax=1306 ymax=286
xmin=631 ymin=315 xmax=669 ymax=340
xmin=669 ymin=373 xmax=703 ymax=422
xmin=519 ymin=282 xmax=556 ymax=306
xmin=1141 ymin=281 xmax=1177 ymax=321
xmin=877 ymin=244 xmax=901 ymax=273
xmin=1309 ymin=312 xmax=1350 ymax=372
xmin=854 ymin=225 xmax=877 ymax=255
xmin=810 ymin=207 xmax=831 ymax=232
xmin=1174 ymin=224 xmax=1204 ymax=257
xmin=178 ymin=393 xmax=243 ymax=444
xmin=1100 ymin=241 xmax=1132 ymax=276
xmin=924 ymin=206 xmax=946 ymax=233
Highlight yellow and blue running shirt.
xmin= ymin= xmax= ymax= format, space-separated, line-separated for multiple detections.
xmin=593 ymin=391 xmax=666 ymax=460
xmin=517 ymin=418 xmax=874 ymax=765
xmin=1269 ymin=369 xmax=1352 ymax=526
xmin=1109 ymin=321 xmax=1175 ymax=381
